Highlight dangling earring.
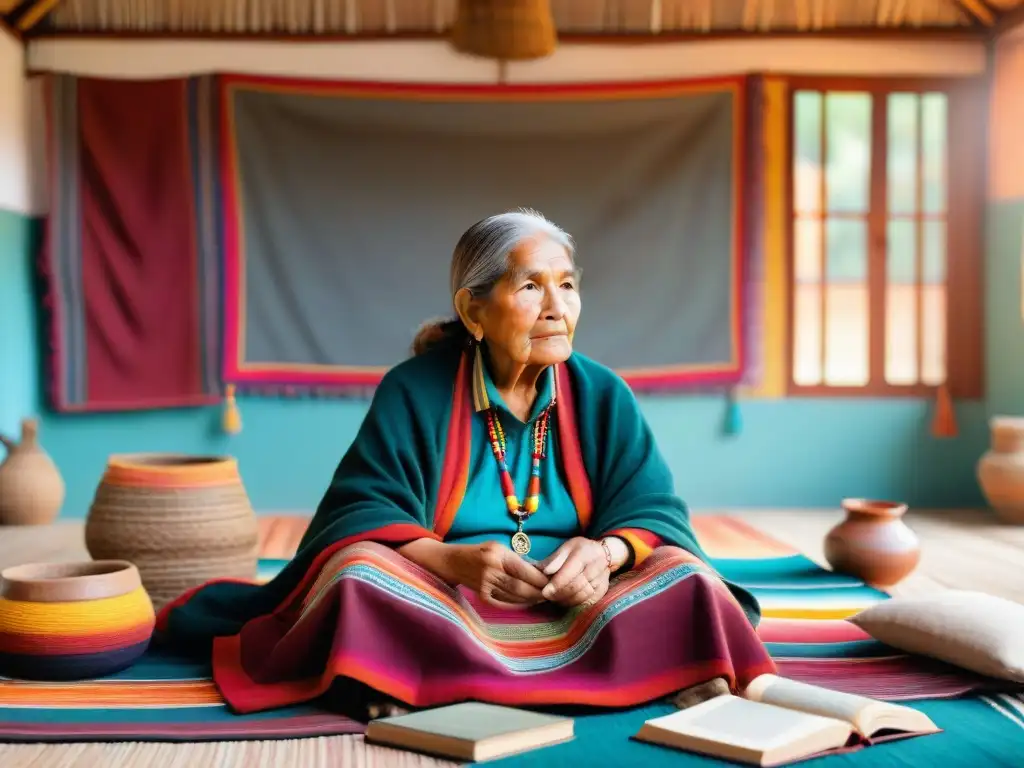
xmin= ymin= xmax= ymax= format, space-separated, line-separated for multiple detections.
xmin=473 ymin=337 xmax=485 ymax=371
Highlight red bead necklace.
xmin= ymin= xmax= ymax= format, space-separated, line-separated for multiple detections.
xmin=484 ymin=404 xmax=552 ymax=556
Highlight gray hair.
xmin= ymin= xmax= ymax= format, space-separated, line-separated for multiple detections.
xmin=411 ymin=209 xmax=576 ymax=355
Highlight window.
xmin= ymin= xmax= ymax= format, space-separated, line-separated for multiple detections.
xmin=786 ymin=78 xmax=984 ymax=398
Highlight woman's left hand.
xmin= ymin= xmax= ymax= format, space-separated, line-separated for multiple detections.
xmin=538 ymin=537 xmax=610 ymax=607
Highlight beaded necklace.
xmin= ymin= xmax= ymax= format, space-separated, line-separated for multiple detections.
xmin=484 ymin=403 xmax=553 ymax=556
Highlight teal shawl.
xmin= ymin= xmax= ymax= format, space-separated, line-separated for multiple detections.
xmin=157 ymin=339 xmax=761 ymax=651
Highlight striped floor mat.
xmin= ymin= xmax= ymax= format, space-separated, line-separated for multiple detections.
xmin=690 ymin=516 xmax=1002 ymax=701
xmin=0 ymin=515 xmax=1006 ymax=743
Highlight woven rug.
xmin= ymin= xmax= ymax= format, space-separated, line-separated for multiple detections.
xmin=0 ymin=515 xmax=1003 ymax=743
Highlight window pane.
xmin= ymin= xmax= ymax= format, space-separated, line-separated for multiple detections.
xmin=794 ymin=91 xmax=822 ymax=214
xmin=886 ymin=284 xmax=918 ymax=385
xmin=886 ymin=219 xmax=917 ymax=384
xmin=887 ymin=93 xmax=919 ymax=216
xmin=826 ymin=93 xmax=871 ymax=214
xmin=887 ymin=219 xmax=917 ymax=284
xmin=921 ymin=220 xmax=947 ymax=386
xmin=922 ymin=285 xmax=947 ymax=386
xmin=923 ymin=220 xmax=947 ymax=284
xmin=827 ymin=218 xmax=867 ymax=282
xmin=825 ymin=283 xmax=869 ymax=385
xmin=922 ymin=93 xmax=947 ymax=214
xmin=824 ymin=218 xmax=868 ymax=385
xmin=795 ymin=218 xmax=822 ymax=282
xmin=793 ymin=284 xmax=822 ymax=385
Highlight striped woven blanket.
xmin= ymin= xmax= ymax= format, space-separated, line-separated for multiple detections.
xmin=0 ymin=515 xmax=1006 ymax=743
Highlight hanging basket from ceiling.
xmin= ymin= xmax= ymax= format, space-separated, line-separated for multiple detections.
xmin=450 ymin=0 xmax=558 ymax=61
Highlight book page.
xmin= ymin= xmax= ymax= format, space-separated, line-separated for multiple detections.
xmin=745 ymin=675 xmax=875 ymax=731
xmin=746 ymin=675 xmax=939 ymax=739
xmin=645 ymin=696 xmax=849 ymax=753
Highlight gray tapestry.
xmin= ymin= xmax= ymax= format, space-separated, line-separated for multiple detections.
xmin=223 ymin=78 xmax=749 ymax=389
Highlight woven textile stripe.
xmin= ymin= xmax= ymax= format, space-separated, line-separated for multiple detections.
xmin=981 ymin=693 xmax=1024 ymax=729
xmin=251 ymin=515 xmax=1009 ymax=702
xmin=210 ymin=541 xmax=776 ymax=713
xmin=0 ymin=515 xmax=1008 ymax=744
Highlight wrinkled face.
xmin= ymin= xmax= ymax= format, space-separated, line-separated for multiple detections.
xmin=469 ymin=236 xmax=581 ymax=368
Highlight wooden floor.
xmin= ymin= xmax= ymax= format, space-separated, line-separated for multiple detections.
xmin=1 ymin=508 xmax=1022 ymax=767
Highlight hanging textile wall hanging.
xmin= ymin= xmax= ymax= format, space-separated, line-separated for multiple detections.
xmin=40 ymin=73 xmax=760 ymax=411
xmin=219 ymin=74 xmax=756 ymax=395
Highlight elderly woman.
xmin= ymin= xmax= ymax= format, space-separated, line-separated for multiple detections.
xmin=157 ymin=209 xmax=775 ymax=719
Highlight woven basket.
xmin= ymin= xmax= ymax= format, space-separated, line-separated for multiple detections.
xmin=451 ymin=0 xmax=557 ymax=61
xmin=84 ymin=454 xmax=259 ymax=611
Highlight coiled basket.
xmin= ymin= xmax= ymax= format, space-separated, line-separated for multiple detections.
xmin=0 ymin=560 xmax=154 ymax=680
xmin=85 ymin=454 xmax=259 ymax=611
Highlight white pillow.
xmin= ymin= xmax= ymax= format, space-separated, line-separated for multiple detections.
xmin=848 ymin=590 xmax=1024 ymax=683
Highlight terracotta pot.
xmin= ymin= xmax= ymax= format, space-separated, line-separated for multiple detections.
xmin=0 ymin=418 xmax=65 ymax=525
xmin=977 ymin=417 xmax=1024 ymax=525
xmin=85 ymin=453 xmax=259 ymax=611
xmin=823 ymin=499 xmax=920 ymax=587
xmin=0 ymin=560 xmax=155 ymax=680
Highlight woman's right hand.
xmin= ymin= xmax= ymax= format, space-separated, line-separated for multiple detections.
xmin=446 ymin=542 xmax=550 ymax=607
xmin=399 ymin=539 xmax=549 ymax=608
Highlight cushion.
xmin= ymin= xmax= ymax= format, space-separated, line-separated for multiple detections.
xmin=848 ymin=590 xmax=1024 ymax=683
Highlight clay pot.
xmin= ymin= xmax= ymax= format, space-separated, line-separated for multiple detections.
xmin=0 ymin=560 xmax=154 ymax=680
xmin=0 ymin=418 xmax=65 ymax=525
xmin=977 ymin=417 xmax=1024 ymax=525
xmin=84 ymin=454 xmax=259 ymax=611
xmin=823 ymin=499 xmax=920 ymax=587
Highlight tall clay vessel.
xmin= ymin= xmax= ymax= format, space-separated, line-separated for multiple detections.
xmin=977 ymin=417 xmax=1024 ymax=524
xmin=84 ymin=454 xmax=259 ymax=611
xmin=0 ymin=418 xmax=65 ymax=525
xmin=823 ymin=499 xmax=920 ymax=587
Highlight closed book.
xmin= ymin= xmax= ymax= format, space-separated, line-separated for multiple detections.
xmin=365 ymin=702 xmax=574 ymax=762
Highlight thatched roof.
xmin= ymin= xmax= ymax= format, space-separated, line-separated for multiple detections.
xmin=3 ymin=0 xmax=1023 ymax=38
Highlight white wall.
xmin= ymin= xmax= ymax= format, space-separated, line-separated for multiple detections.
xmin=27 ymin=36 xmax=988 ymax=82
xmin=0 ymin=32 xmax=31 ymax=215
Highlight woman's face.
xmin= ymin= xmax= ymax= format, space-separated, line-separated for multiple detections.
xmin=471 ymin=236 xmax=581 ymax=368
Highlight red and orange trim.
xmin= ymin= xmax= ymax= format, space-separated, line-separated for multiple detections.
xmin=606 ymin=528 xmax=665 ymax=567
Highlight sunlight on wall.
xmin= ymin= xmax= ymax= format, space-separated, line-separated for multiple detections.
xmin=990 ymin=34 xmax=1024 ymax=322
xmin=0 ymin=32 xmax=29 ymax=213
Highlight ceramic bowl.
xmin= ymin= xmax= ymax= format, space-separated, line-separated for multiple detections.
xmin=0 ymin=560 xmax=155 ymax=681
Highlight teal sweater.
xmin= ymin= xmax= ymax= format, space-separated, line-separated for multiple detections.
xmin=445 ymin=342 xmax=579 ymax=561
xmin=157 ymin=338 xmax=761 ymax=650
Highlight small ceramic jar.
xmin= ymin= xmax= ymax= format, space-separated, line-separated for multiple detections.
xmin=823 ymin=499 xmax=921 ymax=587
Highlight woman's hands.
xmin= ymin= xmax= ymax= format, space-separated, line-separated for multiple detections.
xmin=398 ymin=539 xmax=548 ymax=609
xmin=538 ymin=536 xmax=626 ymax=607
xmin=447 ymin=542 xmax=550 ymax=608
xmin=399 ymin=536 xmax=630 ymax=610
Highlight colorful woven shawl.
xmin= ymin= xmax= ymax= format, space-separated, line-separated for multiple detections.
xmin=157 ymin=340 xmax=761 ymax=653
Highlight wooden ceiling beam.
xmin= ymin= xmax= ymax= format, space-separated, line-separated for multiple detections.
xmin=954 ymin=0 xmax=998 ymax=24
xmin=12 ymin=0 xmax=62 ymax=32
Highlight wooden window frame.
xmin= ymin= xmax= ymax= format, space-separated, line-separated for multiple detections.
xmin=784 ymin=75 xmax=986 ymax=399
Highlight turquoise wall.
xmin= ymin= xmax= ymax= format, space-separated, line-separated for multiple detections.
xmin=6 ymin=202 xmax=1020 ymax=518
xmin=36 ymin=394 xmax=991 ymax=517
xmin=0 ymin=208 xmax=38 ymax=441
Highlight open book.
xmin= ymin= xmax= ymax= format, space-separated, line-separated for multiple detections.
xmin=364 ymin=702 xmax=573 ymax=762
xmin=634 ymin=674 xmax=940 ymax=767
